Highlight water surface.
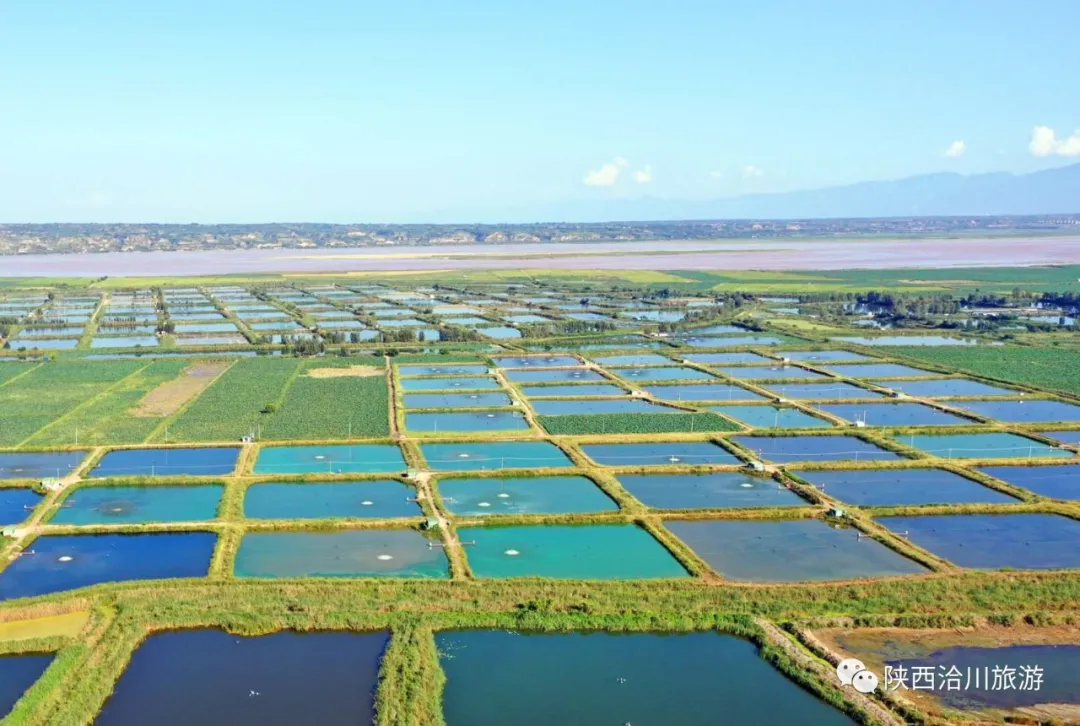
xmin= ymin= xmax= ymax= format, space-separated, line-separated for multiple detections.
xmin=420 ymin=442 xmax=572 ymax=471
xmin=732 ymin=435 xmax=898 ymax=463
xmin=235 ymin=529 xmax=448 ymax=578
xmin=50 ymin=485 xmax=222 ymax=525
xmin=977 ymin=465 xmax=1080 ymax=499
xmin=0 ymin=653 xmax=53 ymax=720
xmin=581 ymin=442 xmax=740 ymax=466
xmin=406 ymin=411 xmax=530 ymax=432
xmin=253 ymin=445 xmax=406 ymax=474
xmin=711 ymin=405 xmax=830 ymax=429
xmin=798 ymin=469 xmax=1016 ymax=506
xmin=816 ymin=402 xmax=971 ymax=427
xmin=90 ymin=447 xmax=239 ymax=478
xmin=617 ymin=472 xmax=809 ymax=509
xmin=0 ymin=451 xmax=85 ymax=480
xmin=896 ymin=433 xmax=1073 ymax=460
xmin=955 ymin=399 xmax=1080 ymax=423
xmin=438 ymin=476 xmax=617 ymax=515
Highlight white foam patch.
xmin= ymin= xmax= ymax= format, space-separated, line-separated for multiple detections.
xmin=361 ymin=500 xmax=374 ymax=506
xmin=377 ymin=554 xmax=394 ymax=561
xmin=58 ymin=556 xmax=74 ymax=563
xmin=497 ymin=493 xmax=510 ymax=498
xmin=740 ymin=483 xmax=753 ymax=488
xmin=504 ymin=549 xmax=520 ymax=556
xmin=478 ymin=502 xmax=491 ymax=508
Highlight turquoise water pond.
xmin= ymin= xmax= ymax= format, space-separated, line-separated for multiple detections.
xmin=616 ymin=366 xmax=715 ymax=381
xmin=718 ymin=366 xmax=830 ymax=381
xmin=460 ymin=524 xmax=689 ymax=579
xmin=50 ymin=485 xmax=223 ymax=525
xmin=827 ymin=363 xmax=940 ymax=378
xmin=875 ymin=378 xmax=1018 ymax=397
xmin=761 ymin=382 xmax=884 ymax=400
xmin=666 ymin=519 xmax=926 ymax=581
xmin=437 ymin=476 xmax=617 ymax=515
xmin=420 ymin=441 xmax=572 ymax=471
xmin=685 ymin=352 xmax=773 ymax=364
xmin=400 ymin=376 xmax=501 ymax=391
xmin=617 ymin=472 xmax=809 ymax=509
xmin=532 ymin=398 xmax=674 ymax=415
xmin=816 ymin=402 xmax=972 ymax=427
xmin=398 ymin=365 xmax=489 ymax=376
xmin=592 ymin=353 xmax=674 ymax=366
xmin=253 ymin=445 xmax=406 ymax=474
xmin=90 ymin=336 xmax=160 ymax=348
xmin=437 ymin=631 xmax=858 ymax=726
xmin=493 ymin=355 xmax=580 ymax=368
xmin=95 ymin=630 xmax=386 ymax=726
xmin=0 ymin=653 xmax=53 ymax=720
xmin=0 ymin=451 xmax=85 ymax=480
xmin=404 ymin=392 xmax=511 ymax=408
xmin=877 ymin=514 xmax=1080 ymax=569
xmin=956 ymin=399 xmax=1080 ymax=423
xmin=645 ymin=383 xmax=764 ymax=401
xmin=406 ymin=411 xmax=530 ymax=432
xmin=8 ymin=338 xmax=80 ymax=349
xmin=581 ymin=442 xmax=740 ymax=466
xmin=733 ymin=435 xmax=899 ymax=463
xmin=798 ymin=468 xmax=1016 ymax=506
xmin=711 ymin=405 xmax=831 ymax=428
xmin=505 ymin=369 xmax=605 ymax=383
xmin=0 ymin=533 xmax=216 ymax=600
xmin=781 ymin=350 xmax=875 ymax=363
xmin=244 ymin=481 xmax=421 ymax=519
xmin=896 ymin=433 xmax=1073 ymax=460
xmin=977 ymin=465 xmax=1080 ymax=500
xmin=0 ymin=489 xmax=41 ymax=526
xmin=235 ymin=529 xmax=448 ymax=578
xmin=521 ymin=384 xmax=627 ymax=397
xmin=678 ymin=335 xmax=784 ymax=347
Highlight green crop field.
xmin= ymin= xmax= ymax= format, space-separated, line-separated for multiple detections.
xmin=159 ymin=357 xmax=302 ymax=442
xmin=260 ymin=359 xmax=391 ymax=440
xmin=0 ymin=359 xmax=147 ymax=447
xmin=537 ymin=412 xmax=741 ymax=435
xmin=892 ymin=345 xmax=1080 ymax=399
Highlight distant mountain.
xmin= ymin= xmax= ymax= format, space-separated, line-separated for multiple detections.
xmin=482 ymin=162 xmax=1080 ymax=223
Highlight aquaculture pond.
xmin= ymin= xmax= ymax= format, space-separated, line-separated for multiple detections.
xmin=760 ymin=382 xmax=884 ymax=400
xmin=437 ymin=631 xmax=858 ymax=726
xmin=882 ymin=644 xmax=1080 ymax=713
xmin=480 ymin=327 xmax=522 ymax=339
xmin=90 ymin=336 xmax=160 ymax=348
xmin=235 ymin=529 xmax=448 ymax=578
xmin=7 ymin=338 xmax=80 ymax=349
xmin=0 ymin=451 xmax=86 ymax=480
xmin=175 ymin=334 xmax=248 ymax=346
xmin=89 ymin=447 xmax=240 ymax=478
xmin=581 ymin=442 xmax=740 ymax=467
xmin=591 ymin=353 xmax=674 ymax=366
xmin=493 ymin=355 xmax=580 ymax=368
xmin=717 ymin=366 xmax=830 ymax=381
xmin=955 ymin=399 xmax=1080 ymax=423
xmin=521 ymin=383 xmax=627 ymax=397
xmin=94 ymin=630 xmax=387 ymax=726
xmin=0 ymin=532 xmax=216 ymax=600
xmin=404 ymin=392 xmax=511 ymax=408
xmin=398 ymin=364 xmax=489 ymax=376
xmin=243 ymin=481 xmax=419 ymax=520
xmin=732 ymin=435 xmax=899 ymax=463
xmin=645 ymin=383 xmax=765 ymax=402
xmin=815 ymin=402 xmax=972 ymax=427
xmin=420 ymin=441 xmax=572 ymax=471
xmin=896 ymin=433 xmax=1073 ymax=460
xmin=531 ymin=398 xmax=674 ymax=415
xmin=406 ymin=411 xmax=530 ymax=433
xmin=826 ymin=363 xmax=941 ymax=378
xmin=665 ymin=519 xmax=926 ymax=582
xmin=625 ymin=310 xmax=686 ymax=322
xmin=504 ymin=369 xmax=606 ymax=383
xmin=678 ymin=335 xmax=785 ymax=347
xmin=711 ymin=405 xmax=830 ymax=429
xmin=440 ymin=317 xmax=490 ymax=326
xmin=50 ymin=485 xmax=223 ymax=525
xmin=0 ymin=653 xmax=53 ymax=720
xmin=252 ymin=444 xmax=406 ymax=475
xmin=797 ymin=469 xmax=1016 ymax=507
xmin=874 ymin=378 xmax=1018 ymax=397
xmin=1045 ymin=430 xmax=1080 ymax=446
xmin=614 ymin=366 xmax=715 ymax=381
xmin=782 ymin=350 xmax=876 ymax=363
xmin=977 ymin=465 xmax=1080 ymax=499
xmin=0 ymin=488 xmax=40 ymax=526
xmin=877 ymin=514 xmax=1080 ymax=570
xmin=459 ymin=524 xmax=688 ymax=579
xmin=685 ymin=352 xmax=773 ymax=365
xmin=437 ymin=476 xmax=617 ymax=515
xmin=617 ymin=472 xmax=810 ymax=510
xmin=400 ymin=376 xmax=502 ymax=391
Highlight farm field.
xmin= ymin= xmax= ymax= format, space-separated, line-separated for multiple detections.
xmin=1 ymin=274 xmax=1080 ymax=726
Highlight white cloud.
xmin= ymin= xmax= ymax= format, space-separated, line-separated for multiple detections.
xmin=709 ymin=170 xmax=724 ymax=179
xmin=1029 ymin=126 xmax=1080 ymax=157
xmin=633 ymin=165 xmax=653 ymax=184
xmin=943 ymin=140 xmax=966 ymax=158
xmin=742 ymin=165 xmax=765 ymax=178
xmin=583 ymin=157 xmax=631 ymax=186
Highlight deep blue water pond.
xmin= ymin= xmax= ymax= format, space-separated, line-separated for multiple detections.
xmin=798 ymin=468 xmax=1017 ymax=506
xmin=0 ymin=451 xmax=86 ymax=480
xmin=977 ymin=465 xmax=1080 ymax=500
xmin=90 ymin=448 xmax=239 ymax=478
xmin=0 ymin=488 xmax=42 ymax=525
xmin=0 ymin=653 xmax=53 ymax=720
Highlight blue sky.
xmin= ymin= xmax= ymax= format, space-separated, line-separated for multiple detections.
xmin=1 ymin=0 xmax=1078 ymax=222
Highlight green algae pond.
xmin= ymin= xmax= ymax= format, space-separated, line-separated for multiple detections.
xmin=49 ymin=485 xmax=223 ymax=525
xmin=665 ymin=519 xmax=927 ymax=581
xmin=616 ymin=472 xmax=811 ymax=510
xmin=235 ymin=529 xmax=449 ymax=578
xmin=437 ymin=475 xmax=617 ymax=515
xmin=459 ymin=524 xmax=689 ymax=579
xmin=436 ymin=631 xmax=858 ymax=726
xmin=244 ymin=481 xmax=421 ymax=519
xmin=95 ymin=630 xmax=387 ymax=725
